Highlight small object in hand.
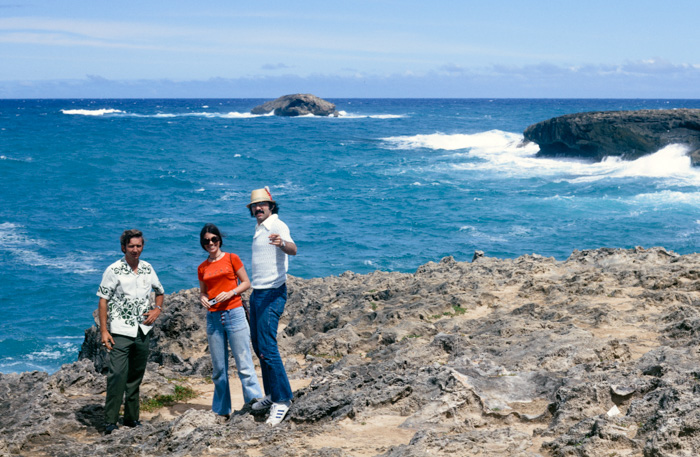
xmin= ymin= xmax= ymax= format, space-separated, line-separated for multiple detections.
xmin=208 ymin=298 xmax=218 ymax=305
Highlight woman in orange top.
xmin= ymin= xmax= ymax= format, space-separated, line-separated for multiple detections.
xmin=198 ymin=223 xmax=262 ymax=418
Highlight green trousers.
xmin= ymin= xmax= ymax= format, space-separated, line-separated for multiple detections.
xmin=104 ymin=328 xmax=150 ymax=424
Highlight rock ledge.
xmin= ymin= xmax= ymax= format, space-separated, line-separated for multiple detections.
xmin=524 ymin=109 xmax=700 ymax=165
xmin=3 ymin=246 xmax=700 ymax=456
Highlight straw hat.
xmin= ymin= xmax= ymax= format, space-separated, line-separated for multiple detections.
xmin=247 ymin=186 xmax=275 ymax=208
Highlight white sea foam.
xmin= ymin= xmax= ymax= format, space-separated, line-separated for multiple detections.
xmin=383 ymin=131 xmax=700 ymax=185
xmin=221 ymin=190 xmax=248 ymax=201
xmin=627 ymin=190 xmax=700 ymax=207
xmin=0 ymin=155 xmax=33 ymax=162
xmin=60 ymin=109 xmax=273 ymax=119
xmin=185 ymin=111 xmax=268 ymax=119
xmin=383 ymin=130 xmax=529 ymax=152
xmin=26 ymin=342 xmax=76 ymax=361
xmin=565 ymin=145 xmax=700 ymax=185
xmin=57 ymin=109 xmax=402 ymax=120
xmin=61 ymin=108 xmax=124 ymax=116
xmin=458 ymin=224 xmax=508 ymax=242
xmin=338 ymin=111 xmax=405 ymax=119
xmin=0 ymin=222 xmax=47 ymax=247
xmin=0 ymin=222 xmax=97 ymax=273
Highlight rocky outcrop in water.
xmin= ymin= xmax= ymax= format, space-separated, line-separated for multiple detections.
xmin=251 ymin=94 xmax=339 ymax=117
xmin=523 ymin=109 xmax=700 ymax=165
xmin=3 ymin=246 xmax=700 ymax=456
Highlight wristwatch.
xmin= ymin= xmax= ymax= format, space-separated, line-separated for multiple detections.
xmin=280 ymin=240 xmax=286 ymax=248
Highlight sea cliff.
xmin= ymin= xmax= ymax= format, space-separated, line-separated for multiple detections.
xmin=2 ymin=246 xmax=700 ymax=456
xmin=524 ymin=109 xmax=700 ymax=165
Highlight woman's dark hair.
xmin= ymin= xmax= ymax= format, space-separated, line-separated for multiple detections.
xmin=248 ymin=201 xmax=279 ymax=217
xmin=200 ymin=223 xmax=224 ymax=250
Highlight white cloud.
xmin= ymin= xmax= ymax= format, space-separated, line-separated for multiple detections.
xmin=261 ymin=63 xmax=292 ymax=71
xmin=3 ymin=60 xmax=700 ymax=98
xmin=439 ymin=63 xmax=467 ymax=74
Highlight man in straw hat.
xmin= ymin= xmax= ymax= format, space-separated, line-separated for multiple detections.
xmin=246 ymin=187 xmax=297 ymax=425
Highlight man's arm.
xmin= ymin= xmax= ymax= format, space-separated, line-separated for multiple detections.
xmin=268 ymin=233 xmax=297 ymax=256
xmin=98 ymin=298 xmax=115 ymax=350
xmin=142 ymin=293 xmax=164 ymax=325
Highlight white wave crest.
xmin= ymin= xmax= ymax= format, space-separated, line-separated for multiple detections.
xmin=61 ymin=109 xmax=276 ymax=119
xmin=383 ymin=130 xmax=531 ymax=152
xmin=338 ymin=111 xmax=405 ymax=119
xmin=383 ymin=131 xmax=700 ymax=185
xmin=61 ymin=108 xmax=124 ymax=116
xmin=26 ymin=342 xmax=77 ymax=361
xmin=156 ymin=111 xmax=270 ymax=119
xmin=0 ymin=223 xmax=97 ymax=273
xmin=566 ymin=145 xmax=700 ymax=185
xmin=628 ymin=190 xmax=700 ymax=206
xmin=0 ymin=155 xmax=33 ymax=162
xmin=459 ymin=225 xmax=508 ymax=242
xmin=219 ymin=111 xmax=273 ymax=119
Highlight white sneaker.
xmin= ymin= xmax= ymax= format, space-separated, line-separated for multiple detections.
xmin=252 ymin=395 xmax=272 ymax=411
xmin=265 ymin=402 xmax=290 ymax=425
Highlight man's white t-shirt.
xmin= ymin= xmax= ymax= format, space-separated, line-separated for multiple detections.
xmin=251 ymin=214 xmax=293 ymax=289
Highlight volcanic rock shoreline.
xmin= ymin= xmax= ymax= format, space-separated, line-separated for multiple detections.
xmin=2 ymin=246 xmax=700 ymax=456
xmin=524 ymin=109 xmax=700 ymax=165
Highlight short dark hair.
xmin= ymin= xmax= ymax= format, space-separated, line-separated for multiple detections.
xmin=200 ymin=223 xmax=224 ymax=250
xmin=120 ymin=229 xmax=144 ymax=248
xmin=249 ymin=201 xmax=279 ymax=217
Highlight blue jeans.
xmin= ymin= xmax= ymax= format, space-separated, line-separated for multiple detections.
xmin=206 ymin=306 xmax=263 ymax=415
xmin=250 ymin=284 xmax=293 ymax=403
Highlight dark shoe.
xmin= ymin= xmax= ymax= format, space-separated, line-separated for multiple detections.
xmin=104 ymin=423 xmax=118 ymax=434
xmin=123 ymin=419 xmax=141 ymax=428
xmin=252 ymin=395 xmax=272 ymax=411
xmin=235 ymin=399 xmax=256 ymax=415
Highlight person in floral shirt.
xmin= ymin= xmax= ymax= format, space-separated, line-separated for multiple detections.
xmin=97 ymin=229 xmax=164 ymax=434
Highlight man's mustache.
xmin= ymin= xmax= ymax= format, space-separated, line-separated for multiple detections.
xmin=255 ymin=209 xmax=264 ymax=215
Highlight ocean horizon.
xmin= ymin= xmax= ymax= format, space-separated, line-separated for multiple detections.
xmin=1 ymin=98 xmax=699 ymax=374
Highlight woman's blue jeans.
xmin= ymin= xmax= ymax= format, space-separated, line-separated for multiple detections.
xmin=206 ymin=306 xmax=263 ymax=415
xmin=249 ymin=284 xmax=293 ymax=403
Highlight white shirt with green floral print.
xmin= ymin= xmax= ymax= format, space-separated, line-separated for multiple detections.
xmin=96 ymin=257 xmax=165 ymax=337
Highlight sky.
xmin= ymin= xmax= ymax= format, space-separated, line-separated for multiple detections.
xmin=1 ymin=0 xmax=700 ymax=98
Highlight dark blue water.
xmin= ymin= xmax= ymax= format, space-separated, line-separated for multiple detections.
xmin=1 ymin=98 xmax=699 ymax=373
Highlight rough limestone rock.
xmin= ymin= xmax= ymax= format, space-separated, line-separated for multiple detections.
xmin=523 ymin=109 xmax=700 ymax=165
xmin=251 ymin=93 xmax=339 ymax=117
xmin=3 ymin=246 xmax=700 ymax=456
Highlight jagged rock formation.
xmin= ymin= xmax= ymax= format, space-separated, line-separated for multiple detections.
xmin=523 ymin=109 xmax=700 ymax=165
xmin=250 ymin=93 xmax=339 ymax=117
xmin=2 ymin=246 xmax=700 ymax=456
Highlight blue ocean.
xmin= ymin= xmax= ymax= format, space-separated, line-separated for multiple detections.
xmin=1 ymin=98 xmax=699 ymax=374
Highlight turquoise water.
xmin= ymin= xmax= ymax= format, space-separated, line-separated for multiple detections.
xmin=1 ymin=98 xmax=699 ymax=373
